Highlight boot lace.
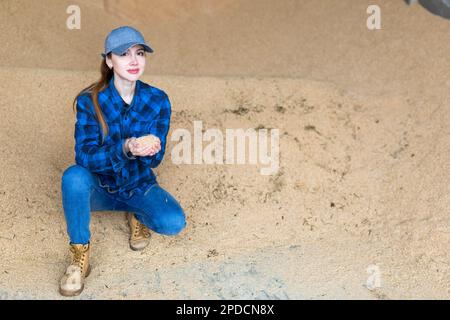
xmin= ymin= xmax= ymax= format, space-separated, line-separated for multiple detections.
xmin=70 ymin=246 xmax=87 ymax=269
xmin=133 ymin=220 xmax=150 ymax=239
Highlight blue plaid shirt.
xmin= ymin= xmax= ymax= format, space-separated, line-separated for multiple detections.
xmin=74 ymin=75 xmax=171 ymax=199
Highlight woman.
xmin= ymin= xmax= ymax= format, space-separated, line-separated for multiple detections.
xmin=60 ymin=26 xmax=186 ymax=296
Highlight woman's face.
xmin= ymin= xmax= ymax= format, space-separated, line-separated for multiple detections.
xmin=106 ymin=44 xmax=146 ymax=82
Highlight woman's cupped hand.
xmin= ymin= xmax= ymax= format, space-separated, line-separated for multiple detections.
xmin=126 ymin=135 xmax=161 ymax=157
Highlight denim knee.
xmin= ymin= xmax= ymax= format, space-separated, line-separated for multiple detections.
xmin=156 ymin=211 xmax=186 ymax=236
xmin=61 ymin=165 xmax=92 ymax=194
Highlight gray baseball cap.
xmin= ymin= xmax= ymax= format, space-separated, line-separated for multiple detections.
xmin=101 ymin=26 xmax=153 ymax=58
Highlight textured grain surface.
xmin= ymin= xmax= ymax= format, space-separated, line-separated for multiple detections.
xmin=0 ymin=0 xmax=448 ymax=299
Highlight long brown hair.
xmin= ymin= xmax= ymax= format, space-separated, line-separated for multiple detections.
xmin=72 ymin=54 xmax=113 ymax=144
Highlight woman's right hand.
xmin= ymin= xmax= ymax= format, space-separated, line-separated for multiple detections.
xmin=124 ymin=137 xmax=137 ymax=153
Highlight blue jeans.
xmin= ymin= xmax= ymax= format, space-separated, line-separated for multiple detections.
xmin=61 ymin=164 xmax=186 ymax=244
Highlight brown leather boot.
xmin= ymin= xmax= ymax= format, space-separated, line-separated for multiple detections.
xmin=127 ymin=213 xmax=151 ymax=251
xmin=59 ymin=243 xmax=91 ymax=297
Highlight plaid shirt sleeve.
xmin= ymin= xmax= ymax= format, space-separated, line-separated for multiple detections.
xmin=138 ymin=92 xmax=171 ymax=168
xmin=74 ymin=95 xmax=130 ymax=175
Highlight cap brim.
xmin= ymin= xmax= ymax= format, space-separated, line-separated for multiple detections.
xmin=111 ymin=42 xmax=153 ymax=55
xmin=101 ymin=42 xmax=153 ymax=58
